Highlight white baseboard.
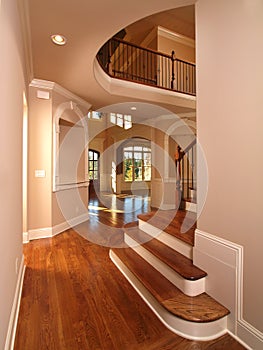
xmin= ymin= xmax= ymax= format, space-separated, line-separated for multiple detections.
xmin=4 ymin=255 xmax=25 ymax=350
xmin=22 ymin=232 xmax=29 ymax=244
xmin=194 ymin=229 xmax=263 ymax=350
xmin=28 ymin=213 xmax=90 ymax=240
xmin=28 ymin=227 xmax=52 ymax=240
xmin=52 ymin=212 xmax=90 ymax=236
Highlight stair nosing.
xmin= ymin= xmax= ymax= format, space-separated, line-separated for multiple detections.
xmin=111 ymin=247 xmax=230 ymax=323
xmin=124 ymin=226 xmax=207 ymax=281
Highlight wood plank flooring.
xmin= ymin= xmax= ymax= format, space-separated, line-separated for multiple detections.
xmin=14 ymin=194 xmax=246 ymax=350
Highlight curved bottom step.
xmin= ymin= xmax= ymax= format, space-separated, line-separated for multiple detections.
xmin=110 ymin=249 xmax=228 ymax=341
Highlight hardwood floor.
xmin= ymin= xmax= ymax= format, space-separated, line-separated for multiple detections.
xmin=14 ymin=194 xmax=245 ymax=350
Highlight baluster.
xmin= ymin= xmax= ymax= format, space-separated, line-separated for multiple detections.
xmin=171 ymin=50 xmax=175 ymax=89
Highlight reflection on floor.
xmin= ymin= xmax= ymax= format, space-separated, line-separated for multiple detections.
xmin=88 ymin=192 xmax=151 ymax=226
xmin=73 ymin=192 xmax=152 ymax=249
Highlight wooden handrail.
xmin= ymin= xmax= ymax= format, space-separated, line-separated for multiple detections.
xmin=111 ymin=37 xmax=172 ymax=59
xmin=96 ymin=37 xmax=196 ymax=96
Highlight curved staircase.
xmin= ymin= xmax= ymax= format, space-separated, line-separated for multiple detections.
xmin=110 ymin=209 xmax=230 ymax=341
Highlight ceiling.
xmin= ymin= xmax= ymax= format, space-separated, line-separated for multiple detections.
xmin=23 ymin=0 xmax=196 ymax=115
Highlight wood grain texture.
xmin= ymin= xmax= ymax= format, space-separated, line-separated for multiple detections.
xmin=138 ymin=209 xmax=196 ymax=246
xmin=14 ymin=196 xmax=245 ymax=349
xmin=112 ymin=247 xmax=229 ymax=322
xmin=125 ymin=225 xmax=207 ymax=280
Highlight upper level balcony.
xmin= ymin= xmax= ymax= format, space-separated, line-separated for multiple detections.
xmin=96 ymin=36 xmax=196 ymax=97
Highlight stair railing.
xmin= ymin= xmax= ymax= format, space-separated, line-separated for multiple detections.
xmin=97 ymin=37 xmax=196 ymax=96
xmin=175 ymin=139 xmax=196 ymax=206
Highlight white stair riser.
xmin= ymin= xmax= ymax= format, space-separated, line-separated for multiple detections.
xmin=138 ymin=219 xmax=193 ymax=259
xmin=110 ymin=250 xmax=228 ymax=341
xmin=125 ymin=234 xmax=205 ymax=297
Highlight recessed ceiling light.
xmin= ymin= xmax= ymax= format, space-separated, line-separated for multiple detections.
xmin=51 ymin=34 xmax=67 ymax=46
xmin=131 ymin=106 xmax=137 ymax=111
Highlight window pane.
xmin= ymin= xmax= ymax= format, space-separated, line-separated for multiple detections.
xmin=134 ymin=152 xmax=142 ymax=160
xmin=94 ymin=152 xmax=98 ymax=160
xmin=144 ymin=152 xmax=151 ymax=166
xmin=143 ymin=147 xmax=151 ymax=152
xmin=124 ymin=161 xmax=133 ymax=181
xmin=124 ymin=146 xmax=132 ymax=151
xmin=89 ymin=151 xmax=93 ymax=160
xmin=110 ymin=113 xmax=116 ymax=124
xmin=134 ymin=167 xmax=142 ymax=181
xmin=89 ymin=170 xmax=93 ymax=179
xmin=94 ymin=162 xmax=98 ymax=170
xmin=144 ymin=166 xmax=151 ymax=181
xmin=134 ymin=146 xmax=142 ymax=151
xmin=124 ymin=151 xmax=133 ymax=160
xmin=93 ymin=171 xmax=98 ymax=180
xmin=116 ymin=113 xmax=123 ymax=127
xmin=89 ymin=160 xmax=94 ymax=170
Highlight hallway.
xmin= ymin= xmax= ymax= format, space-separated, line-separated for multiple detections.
xmin=14 ymin=196 xmax=245 ymax=349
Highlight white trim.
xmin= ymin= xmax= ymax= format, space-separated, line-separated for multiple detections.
xmin=237 ymin=318 xmax=263 ymax=350
xmin=194 ymin=229 xmax=262 ymax=349
xmin=139 ymin=219 xmax=193 ymax=259
xmin=125 ymin=234 xmax=205 ymax=296
xmin=194 ymin=229 xmax=242 ymax=334
xmin=228 ymin=330 xmax=253 ymax=350
xmin=29 ymin=79 xmax=91 ymax=109
xmin=54 ymin=181 xmax=89 ymax=192
xmin=4 ymin=256 xmax=25 ymax=350
xmin=158 ymin=26 xmax=195 ymax=48
xmin=93 ymin=59 xmax=196 ymax=109
xmin=17 ymin=0 xmax=34 ymax=82
xmin=28 ymin=227 xmax=53 ymax=240
xmin=110 ymin=250 xmax=228 ymax=341
xmin=52 ymin=212 xmax=90 ymax=236
xmin=28 ymin=213 xmax=90 ymax=240
xmin=22 ymin=231 xmax=29 ymax=244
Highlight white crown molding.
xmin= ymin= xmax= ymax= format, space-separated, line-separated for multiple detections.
xmin=158 ymin=26 xmax=195 ymax=48
xmin=17 ymin=0 xmax=34 ymax=84
xmin=29 ymin=79 xmax=92 ymax=110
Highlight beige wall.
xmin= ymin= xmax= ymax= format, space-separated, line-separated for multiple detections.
xmin=28 ymin=88 xmax=52 ymax=229
xmin=158 ymin=36 xmax=195 ymax=63
xmin=196 ymin=0 xmax=263 ymax=343
xmin=0 ymin=0 xmax=26 ymax=347
xmin=28 ymin=84 xmax=90 ymax=231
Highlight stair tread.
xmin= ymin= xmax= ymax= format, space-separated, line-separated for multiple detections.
xmin=124 ymin=225 xmax=207 ymax=280
xmin=137 ymin=209 xmax=195 ymax=246
xmin=112 ymin=247 xmax=229 ymax=323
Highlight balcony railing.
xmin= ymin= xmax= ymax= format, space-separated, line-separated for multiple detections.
xmin=175 ymin=139 xmax=196 ymax=207
xmin=97 ymin=37 xmax=196 ymax=96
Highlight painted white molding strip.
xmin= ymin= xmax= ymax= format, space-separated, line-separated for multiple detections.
xmin=22 ymin=231 xmax=29 ymax=244
xmin=29 ymin=213 xmax=89 ymax=240
xmin=157 ymin=26 xmax=195 ymax=48
xmin=4 ymin=255 xmax=25 ymax=350
xmin=28 ymin=227 xmax=52 ymax=240
xmin=110 ymin=250 xmax=228 ymax=341
xmin=29 ymin=79 xmax=91 ymax=109
xmin=194 ymin=229 xmax=262 ymax=350
xmin=125 ymin=234 xmax=205 ymax=297
xmin=194 ymin=229 xmax=242 ymax=335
